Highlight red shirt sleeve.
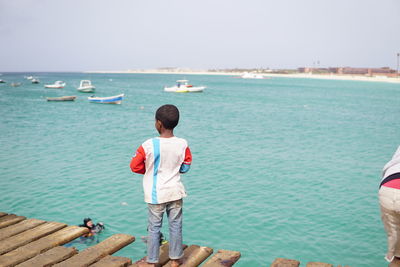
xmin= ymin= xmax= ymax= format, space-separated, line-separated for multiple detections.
xmin=184 ymin=147 xmax=192 ymax=165
xmin=130 ymin=145 xmax=146 ymax=174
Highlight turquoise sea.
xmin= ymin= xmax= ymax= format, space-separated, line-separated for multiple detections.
xmin=0 ymin=72 xmax=399 ymax=266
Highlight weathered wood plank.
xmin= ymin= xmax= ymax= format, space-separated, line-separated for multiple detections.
xmin=306 ymin=262 xmax=333 ymax=267
xmin=130 ymin=243 xmax=188 ymax=267
xmin=54 ymin=233 xmax=135 ymax=267
xmin=0 ymin=222 xmax=66 ymax=255
xmin=0 ymin=217 xmax=26 ymax=231
xmin=0 ymin=225 xmax=88 ymax=267
xmin=270 ymin=258 xmax=300 ymax=267
xmin=163 ymin=245 xmax=213 ymax=267
xmin=0 ymin=215 xmax=26 ymax=229
xmin=0 ymin=213 xmax=7 ymax=218
xmin=202 ymin=250 xmax=241 ymax=267
xmin=15 ymin=246 xmax=78 ymax=267
xmin=0 ymin=219 xmax=46 ymax=241
xmin=89 ymin=255 xmax=132 ymax=267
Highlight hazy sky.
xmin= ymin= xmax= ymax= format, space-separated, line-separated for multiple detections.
xmin=0 ymin=0 xmax=399 ymax=72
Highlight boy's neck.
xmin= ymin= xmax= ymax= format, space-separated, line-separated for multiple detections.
xmin=159 ymin=129 xmax=174 ymax=138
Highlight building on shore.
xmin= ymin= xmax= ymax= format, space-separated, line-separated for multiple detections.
xmin=298 ymin=67 xmax=398 ymax=77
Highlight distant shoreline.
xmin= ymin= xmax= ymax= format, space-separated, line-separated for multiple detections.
xmin=85 ymin=70 xmax=400 ymax=84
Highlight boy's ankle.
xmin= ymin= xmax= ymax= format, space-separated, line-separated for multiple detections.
xmin=171 ymin=259 xmax=180 ymax=267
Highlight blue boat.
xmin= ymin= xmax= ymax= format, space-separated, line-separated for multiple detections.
xmin=88 ymin=94 xmax=124 ymax=104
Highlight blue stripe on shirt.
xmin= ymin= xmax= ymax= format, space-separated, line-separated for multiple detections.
xmin=179 ymin=163 xmax=190 ymax=173
xmin=152 ymin=138 xmax=160 ymax=204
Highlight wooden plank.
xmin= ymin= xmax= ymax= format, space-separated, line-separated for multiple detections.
xmin=0 ymin=219 xmax=46 ymax=241
xmin=0 ymin=215 xmax=16 ymax=223
xmin=0 ymin=213 xmax=7 ymax=218
xmin=0 ymin=225 xmax=89 ymax=267
xmin=54 ymin=233 xmax=135 ymax=267
xmin=163 ymin=245 xmax=213 ymax=267
xmin=202 ymin=250 xmax=241 ymax=267
xmin=0 ymin=215 xmax=26 ymax=229
xmin=15 ymin=246 xmax=78 ymax=267
xmin=130 ymin=243 xmax=188 ymax=267
xmin=89 ymin=255 xmax=132 ymax=267
xmin=306 ymin=263 xmax=333 ymax=267
xmin=0 ymin=217 xmax=26 ymax=230
xmin=0 ymin=221 xmax=66 ymax=255
xmin=270 ymin=258 xmax=300 ymax=267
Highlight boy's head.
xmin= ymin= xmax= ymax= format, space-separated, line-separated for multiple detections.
xmin=155 ymin=104 xmax=180 ymax=130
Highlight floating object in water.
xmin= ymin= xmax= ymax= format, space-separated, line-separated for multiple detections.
xmin=46 ymin=96 xmax=76 ymax=101
xmin=88 ymin=93 xmax=124 ymax=104
xmin=11 ymin=82 xmax=22 ymax=87
xmin=45 ymin=81 xmax=66 ymax=88
xmin=121 ymin=202 xmax=128 ymax=206
xmin=164 ymin=80 xmax=205 ymax=93
xmin=77 ymin=80 xmax=95 ymax=93
xmin=32 ymin=78 xmax=40 ymax=84
xmin=0 ymin=79 xmax=6 ymax=83
xmin=240 ymin=72 xmax=266 ymax=79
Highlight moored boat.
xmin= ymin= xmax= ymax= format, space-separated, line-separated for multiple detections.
xmin=45 ymin=81 xmax=66 ymax=88
xmin=46 ymin=96 xmax=77 ymax=101
xmin=32 ymin=78 xmax=40 ymax=84
xmin=240 ymin=72 xmax=265 ymax=79
xmin=0 ymin=79 xmax=6 ymax=83
xmin=164 ymin=80 xmax=206 ymax=93
xmin=77 ymin=80 xmax=95 ymax=93
xmin=11 ymin=82 xmax=22 ymax=87
xmin=88 ymin=93 xmax=124 ymax=104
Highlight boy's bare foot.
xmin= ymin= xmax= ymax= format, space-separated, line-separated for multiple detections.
xmin=171 ymin=259 xmax=180 ymax=267
xmin=137 ymin=261 xmax=156 ymax=267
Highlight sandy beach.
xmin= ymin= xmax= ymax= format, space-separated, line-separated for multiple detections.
xmin=86 ymin=69 xmax=400 ymax=84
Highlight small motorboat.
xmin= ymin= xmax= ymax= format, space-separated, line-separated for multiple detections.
xmin=164 ymin=80 xmax=206 ymax=93
xmin=77 ymin=80 xmax=95 ymax=93
xmin=88 ymin=93 xmax=124 ymax=104
xmin=240 ymin=72 xmax=265 ymax=79
xmin=0 ymin=79 xmax=6 ymax=83
xmin=11 ymin=82 xmax=22 ymax=87
xmin=31 ymin=78 xmax=40 ymax=84
xmin=26 ymin=76 xmax=34 ymax=80
xmin=47 ymin=96 xmax=76 ymax=101
xmin=45 ymin=81 xmax=66 ymax=88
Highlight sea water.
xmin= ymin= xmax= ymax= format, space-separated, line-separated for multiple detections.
xmin=0 ymin=73 xmax=399 ymax=266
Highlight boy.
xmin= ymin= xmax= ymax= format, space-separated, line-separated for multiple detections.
xmin=130 ymin=104 xmax=192 ymax=267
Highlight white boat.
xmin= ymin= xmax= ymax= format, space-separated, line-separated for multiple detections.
xmin=240 ymin=72 xmax=264 ymax=79
xmin=31 ymin=78 xmax=40 ymax=84
xmin=47 ymin=96 xmax=76 ymax=101
xmin=164 ymin=80 xmax=206 ymax=93
xmin=88 ymin=93 xmax=124 ymax=104
xmin=77 ymin=80 xmax=95 ymax=93
xmin=11 ymin=82 xmax=22 ymax=87
xmin=26 ymin=76 xmax=34 ymax=80
xmin=45 ymin=81 xmax=66 ymax=88
xmin=0 ymin=79 xmax=5 ymax=83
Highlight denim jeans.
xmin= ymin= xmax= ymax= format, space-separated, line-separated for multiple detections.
xmin=147 ymin=199 xmax=183 ymax=263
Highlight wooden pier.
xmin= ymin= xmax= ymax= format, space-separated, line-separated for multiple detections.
xmin=0 ymin=212 xmax=241 ymax=267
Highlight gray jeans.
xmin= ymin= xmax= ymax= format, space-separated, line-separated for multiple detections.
xmin=147 ymin=199 xmax=183 ymax=263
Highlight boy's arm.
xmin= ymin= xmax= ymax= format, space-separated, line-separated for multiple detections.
xmin=179 ymin=147 xmax=192 ymax=173
xmin=130 ymin=146 xmax=146 ymax=174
